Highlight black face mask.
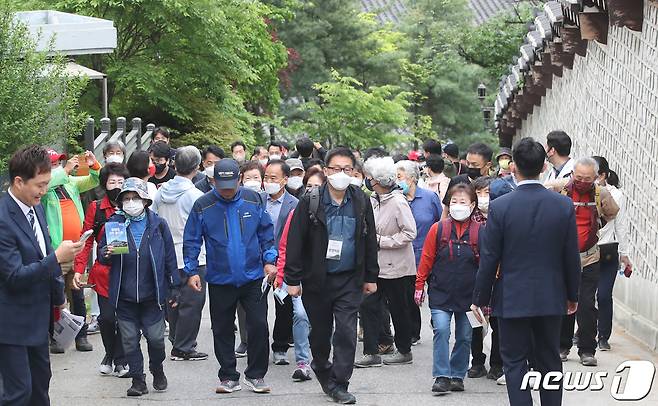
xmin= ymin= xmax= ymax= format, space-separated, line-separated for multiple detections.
xmin=364 ymin=178 xmax=375 ymax=192
xmin=106 ymin=188 xmax=121 ymax=205
xmin=467 ymin=166 xmax=484 ymax=180
xmin=154 ymin=162 xmax=167 ymax=174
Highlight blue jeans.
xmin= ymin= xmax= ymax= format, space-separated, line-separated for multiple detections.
xmin=292 ymin=295 xmax=311 ymax=364
xmin=431 ymin=309 xmax=472 ymax=379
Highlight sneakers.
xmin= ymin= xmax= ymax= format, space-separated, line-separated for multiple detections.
xmin=382 ymin=351 xmax=413 ymax=365
xmin=580 ymin=353 xmax=598 ymax=366
xmin=292 ymin=362 xmax=313 ymax=382
xmin=127 ymin=375 xmax=149 ymax=397
xmin=75 ymin=337 xmax=93 ymax=352
xmin=432 ymin=377 xmax=451 ymax=394
xmin=598 ymin=338 xmax=611 ymax=351
xmin=216 ymin=380 xmax=241 ymax=393
xmin=115 ymin=364 xmax=130 ymax=378
xmin=99 ymin=355 xmax=113 ymax=375
xmin=50 ymin=341 xmax=65 ymax=354
xmin=243 ymin=377 xmax=271 ymax=393
xmin=170 ymin=348 xmax=208 ymax=361
xmin=496 ymin=374 xmax=507 ymax=385
xmin=411 ymin=337 xmax=421 ymax=346
xmin=450 ymin=378 xmax=465 ymax=392
xmin=487 ymin=366 xmax=504 ymax=380
xmin=87 ymin=316 xmax=100 ymax=335
xmin=560 ymin=349 xmax=569 ymax=362
xmin=329 ymin=388 xmax=356 ymax=404
xmin=354 ymin=354 xmax=382 ymax=368
xmin=152 ymin=369 xmax=168 ymax=392
xmin=377 ymin=343 xmax=394 ymax=355
xmin=273 ymin=351 xmax=289 ymax=365
xmin=235 ymin=342 xmax=247 ymax=358
xmin=467 ymin=364 xmax=487 ymax=378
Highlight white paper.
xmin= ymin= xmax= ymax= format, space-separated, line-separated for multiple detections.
xmin=466 ymin=310 xmax=486 ymax=329
xmin=52 ymin=309 xmax=84 ymax=350
xmin=274 ymin=283 xmax=289 ymax=305
xmin=326 ymin=239 xmax=343 ymax=260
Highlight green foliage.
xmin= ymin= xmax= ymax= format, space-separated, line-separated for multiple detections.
xmin=287 ymin=71 xmax=410 ymax=149
xmin=0 ymin=6 xmax=87 ymax=172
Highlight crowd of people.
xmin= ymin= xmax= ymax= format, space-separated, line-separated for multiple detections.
xmin=0 ymin=128 xmax=633 ymax=406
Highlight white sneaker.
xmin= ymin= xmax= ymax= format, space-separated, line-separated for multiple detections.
xmin=99 ymin=356 xmax=113 ymax=375
xmin=496 ymin=374 xmax=506 ymax=385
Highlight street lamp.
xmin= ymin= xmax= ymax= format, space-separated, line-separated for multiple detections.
xmin=477 ymin=83 xmax=487 ymax=102
xmin=477 ymin=83 xmax=493 ymax=132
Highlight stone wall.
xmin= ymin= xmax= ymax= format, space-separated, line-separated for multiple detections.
xmin=516 ymin=2 xmax=658 ymax=351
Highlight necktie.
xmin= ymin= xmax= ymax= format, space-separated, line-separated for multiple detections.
xmin=27 ymin=208 xmax=39 ymax=240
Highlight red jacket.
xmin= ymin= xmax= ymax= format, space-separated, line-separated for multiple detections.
xmin=73 ymin=196 xmax=116 ymax=298
xmin=275 ymin=210 xmax=295 ymax=287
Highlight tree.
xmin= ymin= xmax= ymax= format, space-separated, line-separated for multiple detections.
xmin=287 ymin=71 xmax=411 ymax=149
xmin=0 ymin=6 xmax=87 ymax=173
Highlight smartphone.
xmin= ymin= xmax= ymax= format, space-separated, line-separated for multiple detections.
xmin=79 ymin=229 xmax=94 ymax=243
xmin=78 ymin=283 xmax=96 ymax=289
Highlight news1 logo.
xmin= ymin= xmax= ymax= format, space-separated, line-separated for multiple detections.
xmin=521 ymin=360 xmax=656 ymax=401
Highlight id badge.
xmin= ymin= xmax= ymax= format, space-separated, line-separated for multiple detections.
xmin=326 ymin=239 xmax=343 ymax=260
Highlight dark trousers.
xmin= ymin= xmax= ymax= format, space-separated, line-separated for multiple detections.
xmin=405 ymin=276 xmax=422 ymax=341
xmin=378 ymin=302 xmax=393 ymax=346
xmin=471 ymin=316 xmax=502 ymax=369
xmin=63 ymin=269 xmax=88 ymax=338
xmin=361 ymin=276 xmax=413 ymax=355
xmin=302 ymin=271 xmax=362 ymax=393
xmin=208 ymin=279 xmax=269 ymax=381
xmin=498 ymin=316 xmax=563 ymax=406
xmin=272 ymin=295 xmax=293 ymax=353
xmin=168 ymin=266 xmax=207 ymax=353
xmin=597 ymin=244 xmax=619 ymax=341
xmin=97 ymin=295 xmax=125 ymax=365
xmin=116 ymin=300 xmax=166 ymax=378
xmin=0 ymin=344 xmax=51 ymax=406
xmin=237 ymin=303 xmax=247 ymax=344
xmin=560 ymin=262 xmax=600 ymax=355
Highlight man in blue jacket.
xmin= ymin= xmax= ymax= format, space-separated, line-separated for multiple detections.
xmin=184 ymin=159 xmax=277 ymax=395
xmin=471 ymin=138 xmax=581 ymax=406
xmin=0 ymin=145 xmax=83 ymax=406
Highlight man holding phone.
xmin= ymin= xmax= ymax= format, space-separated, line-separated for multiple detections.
xmin=42 ymin=149 xmax=101 ymax=354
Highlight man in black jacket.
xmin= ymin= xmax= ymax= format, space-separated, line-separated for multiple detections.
xmin=285 ymin=147 xmax=379 ymax=405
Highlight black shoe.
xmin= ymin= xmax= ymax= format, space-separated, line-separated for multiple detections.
xmin=467 ymin=364 xmax=487 ymax=378
xmin=450 ymin=378 xmax=465 ymax=392
xmin=170 ymin=348 xmax=208 ymax=361
xmin=75 ymin=337 xmax=93 ymax=352
xmin=329 ymin=388 xmax=356 ymax=404
xmin=432 ymin=377 xmax=451 ymax=393
xmin=235 ymin=342 xmax=248 ymax=358
xmin=487 ymin=366 xmax=504 ymax=380
xmin=127 ymin=375 xmax=149 ymax=397
xmin=152 ymin=369 xmax=168 ymax=392
xmin=598 ymin=338 xmax=611 ymax=351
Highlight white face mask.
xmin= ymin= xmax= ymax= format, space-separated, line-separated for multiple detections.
xmin=263 ymin=181 xmax=283 ymax=196
xmin=123 ymin=199 xmax=145 ymax=217
xmin=350 ymin=177 xmax=363 ymax=187
xmin=233 ymin=154 xmax=245 ymax=163
xmin=449 ymin=203 xmax=472 ymax=222
xmin=287 ymin=176 xmax=304 ymax=190
xmin=204 ymin=166 xmax=215 ymax=179
xmin=328 ymin=172 xmax=352 ymax=191
xmin=105 ymin=155 xmax=123 ymax=164
xmin=258 ymin=158 xmax=269 ymax=167
xmin=269 ymin=154 xmax=281 ymax=161
xmin=243 ymin=180 xmax=262 ymax=192
xmin=477 ymin=196 xmax=490 ymax=213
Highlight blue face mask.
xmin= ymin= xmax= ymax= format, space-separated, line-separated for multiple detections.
xmin=397 ymin=180 xmax=410 ymax=195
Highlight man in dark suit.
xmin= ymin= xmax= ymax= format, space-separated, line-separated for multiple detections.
xmin=471 ymin=138 xmax=581 ymax=406
xmin=0 ymin=145 xmax=83 ymax=406
xmin=262 ymin=159 xmax=299 ymax=365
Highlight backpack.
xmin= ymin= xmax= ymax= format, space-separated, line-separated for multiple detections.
xmin=92 ymin=200 xmax=108 ymax=238
xmin=308 ymin=186 xmax=321 ymax=225
xmin=437 ymin=218 xmax=480 ymax=264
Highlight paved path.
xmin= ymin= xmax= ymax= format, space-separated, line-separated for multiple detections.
xmin=49 ymin=298 xmax=658 ymax=406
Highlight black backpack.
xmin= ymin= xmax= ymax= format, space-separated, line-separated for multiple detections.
xmin=92 ymin=200 xmax=108 ymax=237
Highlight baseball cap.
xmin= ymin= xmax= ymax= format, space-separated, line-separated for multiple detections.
xmin=286 ymin=158 xmax=304 ymax=172
xmin=47 ymin=149 xmax=67 ymax=163
xmin=496 ymin=147 xmax=513 ymax=161
xmin=408 ymin=150 xmax=421 ymax=161
xmin=214 ymin=159 xmax=240 ymax=189
xmin=443 ymin=143 xmax=459 ymax=159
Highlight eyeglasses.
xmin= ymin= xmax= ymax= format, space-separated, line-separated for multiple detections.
xmin=326 ymin=166 xmax=353 ymax=174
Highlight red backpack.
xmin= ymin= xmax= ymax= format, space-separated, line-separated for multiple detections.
xmin=437 ymin=218 xmax=480 ymax=264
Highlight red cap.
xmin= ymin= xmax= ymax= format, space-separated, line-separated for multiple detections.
xmin=47 ymin=149 xmax=67 ymax=163
xmin=408 ymin=150 xmax=421 ymax=161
